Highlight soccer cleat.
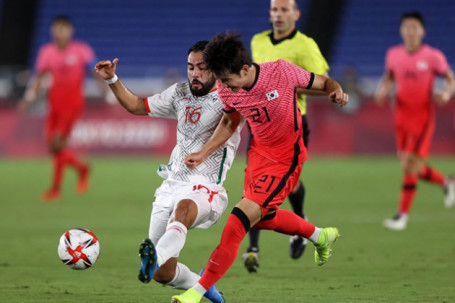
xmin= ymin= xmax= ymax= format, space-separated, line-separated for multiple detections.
xmin=242 ymin=250 xmax=259 ymax=273
xmin=77 ymin=165 xmax=91 ymax=194
xmin=314 ymin=227 xmax=340 ymax=266
xmin=40 ymin=189 xmax=60 ymax=203
xmin=443 ymin=176 xmax=455 ymax=208
xmin=289 ymin=235 xmax=308 ymax=259
xmin=199 ymin=269 xmax=225 ymax=303
xmin=171 ymin=288 xmax=202 ymax=303
xmin=138 ymin=238 xmax=158 ymax=283
xmin=383 ymin=214 xmax=407 ymax=231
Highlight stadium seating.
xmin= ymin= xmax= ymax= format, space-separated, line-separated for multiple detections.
xmin=29 ymin=0 xmax=454 ymax=78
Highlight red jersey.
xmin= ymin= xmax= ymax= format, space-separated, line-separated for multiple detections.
xmin=385 ymin=44 xmax=450 ymax=131
xmin=36 ymin=40 xmax=95 ymax=112
xmin=218 ymin=59 xmax=314 ymax=164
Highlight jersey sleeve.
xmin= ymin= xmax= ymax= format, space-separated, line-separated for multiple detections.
xmin=432 ymin=48 xmax=450 ymax=76
xmin=298 ymin=37 xmax=329 ymax=75
xmin=385 ymin=48 xmax=394 ymax=74
xmin=35 ymin=46 xmax=49 ymax=74
xmin=81 ymin=42 xmax=96 ymax=70
xmin=144 ymin=83 xmax=178 ymax=119
xmin=278 ymin=59 xmax=313 ymax=89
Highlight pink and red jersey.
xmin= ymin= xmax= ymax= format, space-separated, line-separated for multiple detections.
xmin=385 ymin=44 xmax=450 ymax=129
xmin=36 ymin=40 xmax=95 ymax=112
xmin=218 ymin=59 xmax=314 ymax=164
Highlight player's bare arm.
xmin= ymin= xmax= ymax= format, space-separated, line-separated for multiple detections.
xmin=309 ymin=74 xmax=349 ymax=107
xmin=184 ymin=110 xmax=242 ymax=169
xmin=296 ymin=72 xmax=330 ymax=96
xmin=95 ymin=58 xmax=147 ymax=115
xmin=434 ymin=69 xmax=454 ymax=106
xmin=374 ymin=71 xmax=394 ymax=106
xmin=17 ymin=73 xmax=45 ymax=111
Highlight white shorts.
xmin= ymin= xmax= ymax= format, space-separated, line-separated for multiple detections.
xmin=148 ymin=179 xmax=228 ymax=244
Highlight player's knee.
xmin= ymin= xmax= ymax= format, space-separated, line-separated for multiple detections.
xmin=173 ymin=199 xmax=197 ymax=228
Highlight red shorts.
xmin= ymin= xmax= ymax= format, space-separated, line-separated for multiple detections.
xmin=45 ymin=109 xmax=82 ymax=141
xmin=243 ymin=149 xmax=303 ymax=217
xmin=395 ymin=120 xmax=434 ymax=158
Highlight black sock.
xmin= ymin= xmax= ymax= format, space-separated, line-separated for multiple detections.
xmin=248 ymin=228 xmax=260 ymax=252
xmin=288 ymin=181 xmax=305 ymax=218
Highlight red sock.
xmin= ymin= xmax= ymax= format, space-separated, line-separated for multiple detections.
xmin=399 ymin=174 xmax=418 ymax=214
xmin=50 ymin=151 xmax=66 ymax=191
xmin=61 ymin=149 xmax=85 ymax=171
xmin=254 ymin=209 xmax=315 ymax=238
xmin=419 ymin=165 xmax=445 ymax=186
xmin=199 ymin=209 xmax=248 ymax=290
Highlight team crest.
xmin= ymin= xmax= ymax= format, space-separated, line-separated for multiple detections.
xmin=266 ymin=90 xmax=279 ymax=101
xmin=416 ymin=60 xmax=428 ymax=71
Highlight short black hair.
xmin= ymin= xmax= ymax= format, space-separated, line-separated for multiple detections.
xmin=204 ymin=31 xmax=252 ymax=76
xmin=52 ymin=15 xmax=73 ymax=26
xmin=187 ymin=40 xmax=209 ymax=56
xmin=401 ymin=11 xmax=425 ymax=27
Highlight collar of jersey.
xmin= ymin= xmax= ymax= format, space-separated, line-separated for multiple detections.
xmin=244 ymin=63 xmax=260 ymax=92
xmin=269 ymin=29 xmax=298 ymax=45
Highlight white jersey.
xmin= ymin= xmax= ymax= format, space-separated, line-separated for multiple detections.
xmin=144 ymin=82 xmax=243 ymax=185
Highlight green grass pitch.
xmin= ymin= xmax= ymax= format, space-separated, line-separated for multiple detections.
xmin=0 ymin=156 xmax=454 ymax=302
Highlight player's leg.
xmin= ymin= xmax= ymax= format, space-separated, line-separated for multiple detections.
xmin=139 ymin=192 xmax=173 ymax=283
xmin=415 ymin=125 xmax=455 ymax=208
xmin=172 ymin=198 xmax=262 ymax=303
xmin=253 ymin=165 xmax=339 ymax=266
xmin=288 ymin=114 xmax=309 ymax=259
xmin=59 ymin=110 xmax=90 ymax=194
xmin=384 ymin=151 xmax=420 ymax=230
xmin=243 ymin=124 xmax=261 ymax=272
xmin=41 ymin=127 xmax=67 ymax=202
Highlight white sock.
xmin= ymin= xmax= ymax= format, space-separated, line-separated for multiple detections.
xmin=166 ymin=263 xmax=200 ymax=290
xmin=193 ymin=282 xmax=207 ymax=296
xmin=309 ymin=227 xmax=321 ymax=243
xmin=156 ymin=221 xmax=188 ymax=266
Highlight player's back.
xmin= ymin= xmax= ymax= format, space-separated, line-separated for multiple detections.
xmin=218 ymin=59 xmax=313 ymax=164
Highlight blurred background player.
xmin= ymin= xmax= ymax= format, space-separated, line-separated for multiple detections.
xmin=17 ymin=15 xmax=110 ymax=202
xmin=172 ymin=32 xmax=347 ymax=303
xmin=95 ymin=41 xmax=244 ymax=303
xmin=375 ymin=11 xmax=455 ymax=231
xmin=243 ymin=0 xmax=330 ymax=272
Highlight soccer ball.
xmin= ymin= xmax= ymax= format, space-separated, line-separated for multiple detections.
xmin=57 ymin=228 xmax=100 ymax=270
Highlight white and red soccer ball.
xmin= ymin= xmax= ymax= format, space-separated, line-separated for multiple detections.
xmin=57 ymin=228 xmax=100 ymax=270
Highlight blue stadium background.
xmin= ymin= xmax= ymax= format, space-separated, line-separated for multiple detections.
xmin=24 ymin=0 xmax=455 ymax=79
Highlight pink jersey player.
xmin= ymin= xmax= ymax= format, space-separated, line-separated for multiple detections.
xmin=174 ymin=32 xmax=348 ymax=303
xmin=386 ymin=44 xmax=450 ymax=133
xmin=19 ymin=16 xmax=106 ymax=203
xmin=218 ymin=59 xmax=312 ymax=164
xmin=36 ymin=40 xmax=95 ymax=112
xmin=375 ymin=12 xmax=455 ymax=231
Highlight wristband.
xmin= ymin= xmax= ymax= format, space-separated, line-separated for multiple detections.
xmin=105 ymin=74 xmax=118 ymax=85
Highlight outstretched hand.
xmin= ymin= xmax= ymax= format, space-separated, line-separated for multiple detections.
xmin=95 ymin=58 xmax=119 ymax=80
xmin=329 ymin=90 xmax=349 ymax=107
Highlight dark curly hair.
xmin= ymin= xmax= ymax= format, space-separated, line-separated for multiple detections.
xmin=204 ymin=31 xmax=252 ymax=77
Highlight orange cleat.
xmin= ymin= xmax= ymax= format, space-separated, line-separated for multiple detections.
xmin=77 ymin=165 xmax=91 ymax=194
xmin=41 ymin=190 xmax=60 ymax=203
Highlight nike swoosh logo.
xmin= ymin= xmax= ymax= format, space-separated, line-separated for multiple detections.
xmin=233 ymin=102 xmax=240 ymax=105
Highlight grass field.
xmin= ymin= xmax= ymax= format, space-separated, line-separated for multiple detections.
xmin=1 ymin=156 xmax=454 ymax=303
